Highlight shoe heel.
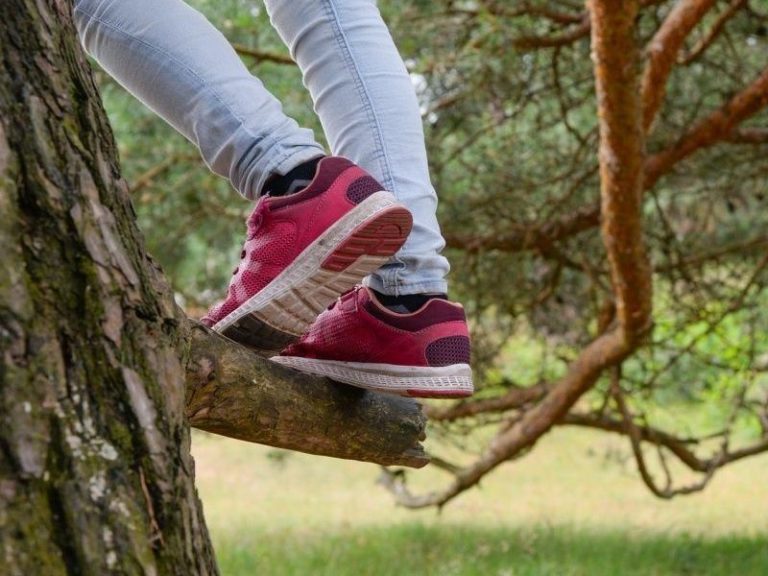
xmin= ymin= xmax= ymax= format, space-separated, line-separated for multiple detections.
xmin=321 ymin=205 xmax=412 ymax=272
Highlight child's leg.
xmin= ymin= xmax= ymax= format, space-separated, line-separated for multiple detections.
xmin=73 ymin=0 xmax=413 ymax=349
xmin=265 ymin=0 xmax=450 ymax=297
xmin=73 ymin=0 xmax=325 ymax=199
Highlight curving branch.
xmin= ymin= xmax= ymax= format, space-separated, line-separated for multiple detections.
xmin=443 ymin=204 xmax=599 ymax=253
xmin=425 ymin=382 xmax=550 ymax=422
xmin=679 ymin=0 xmax=748 ymax=65
xmin=727 ymin=127 xmax=768 ymax=144
xmin=642 ymin=0 xmax=717 ymax=132
xmin=512 ymin=17 xmax=591 ymax=50
xmin=447 ymin=64 xmax=768 ymax=256
xmin=383 ymin=0 xmax=652 ymax=509
xmin=184 ymin=322 xmax=429 ymax=469
xmin=232 ymin=43 xmax=295 ymax=66
xmin=504 ymin=0 xmax=674 ymax=51
xmin=645 ymin=65 xmax=768 ymax=189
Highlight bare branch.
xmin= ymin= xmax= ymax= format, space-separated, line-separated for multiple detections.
xmin=480 ymin=1 xmax=586 ymax=25
xmin=448 ymin=66 xmax=768 ymax=256
xmin=443 ymin=205 xmax=599 ymax=253
xmin=645 ymin=65 xmax=768 ymax=189
xmin=382 ymin=0 xmax=653 ymax=509
xmin=424 ymin=383 xmax=550 ymax=421
xmin=129 ymin=153 xmax=197 ymax=194
xmin=642 ymin=0 xmax=718 ymax=132
xmin=233 ymin=43 xmax=295 ymax=65
xmin=610 ymin=374 xmax=718 ymax=498
xmin=512 ymin=17 xmax=591 ymax=50
xmin=680 ymin=0 xmax=748 ymax=65
xmin=726 ymin=127 xmax=768 ymax=144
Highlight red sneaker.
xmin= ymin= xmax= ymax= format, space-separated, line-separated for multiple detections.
xmin=271 ymin=286 xmax=474 ymax=398
xmin=202 ymin=157 xmax=412 ymax=350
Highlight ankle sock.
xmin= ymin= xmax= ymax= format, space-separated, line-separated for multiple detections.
xmin=372 ymin=289 xmax=447 ymax=314
xmin=263 ymin=156 xmax=323 ymax=197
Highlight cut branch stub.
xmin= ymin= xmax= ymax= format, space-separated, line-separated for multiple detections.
xmin=184 ymin=323 xmax=429 ymax=468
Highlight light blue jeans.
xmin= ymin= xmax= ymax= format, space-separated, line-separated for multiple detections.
xmin=73 ymin=0 xmax=450 ymax=296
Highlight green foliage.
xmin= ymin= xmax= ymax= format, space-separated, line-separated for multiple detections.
xmin=214 ymin=524 xmax=767 ymax=576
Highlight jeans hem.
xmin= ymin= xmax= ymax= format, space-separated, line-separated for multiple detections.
xmin=252 ymin=148 xmax=326 ymax=199
xmin=363 ymin=275 xmax=448 ymax=297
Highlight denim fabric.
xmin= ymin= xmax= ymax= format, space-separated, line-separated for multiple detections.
xmin=73 ymin=0 xmax=450 ymax=295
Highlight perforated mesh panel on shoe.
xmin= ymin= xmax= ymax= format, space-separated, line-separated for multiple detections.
xmin=287 ymin=308 xmax=375 ymax=362
xmin=425 ymin=336 xmax=471 ymax=367
xmin=346 ymin=175 xmax=382 ymax=204
xmin=203 ymin=221 xmax=297 ymax=325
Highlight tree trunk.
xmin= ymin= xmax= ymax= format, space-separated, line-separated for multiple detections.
xmin=0 ymin=2 xmax=431 ymax=573
xmin=0 ymin=1 xmax=217 ymax=573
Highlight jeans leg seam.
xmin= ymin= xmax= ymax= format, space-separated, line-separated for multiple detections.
xmin=319 ymin=0 xmax=396 ymax=194
xmin=319 ymin=0 xmax=404 ymax=290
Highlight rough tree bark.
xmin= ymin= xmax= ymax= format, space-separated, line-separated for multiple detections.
xmin=0 ymin=1 xmax=426 ymax=574
xmin=0 ymin=1 xmax=218 ymax=573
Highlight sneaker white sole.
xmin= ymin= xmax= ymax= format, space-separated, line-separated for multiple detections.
xmin=214 ymin=191 xmax=412 ymax=350
xmin=270 ymin=356 xmax=474 ymax=398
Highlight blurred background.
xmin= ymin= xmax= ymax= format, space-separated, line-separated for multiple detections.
xmin=95 ymin=1 xmax=768 ymax=573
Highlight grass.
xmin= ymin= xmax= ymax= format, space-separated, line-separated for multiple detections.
xmin=192 ymin=427 xmax=768 ymax=575
xmin=214 ymin=525 xmax=766 ymax=576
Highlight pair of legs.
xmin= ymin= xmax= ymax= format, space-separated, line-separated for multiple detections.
xmin=73 ymin=0 xmax=448 ymax=294
xmin=74 ymin=0 xmax=473 ymax=397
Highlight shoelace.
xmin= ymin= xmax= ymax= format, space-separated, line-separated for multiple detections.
xmin=232 ymin=202 xmax=266 ymax=276
xmin=326 ymin=285 xmax=362 ymax=311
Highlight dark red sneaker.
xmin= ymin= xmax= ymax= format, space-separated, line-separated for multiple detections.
xmin=202 ymin=157 xmax=412 ymax=350
xmin=271 ymin=286 xmax=474 ymax=398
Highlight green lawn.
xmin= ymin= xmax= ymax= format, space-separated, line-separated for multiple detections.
xmin=215 ymin=525 xmax=765 ymax=576
xmin=192 ymin=427 xmax=768 ymax=575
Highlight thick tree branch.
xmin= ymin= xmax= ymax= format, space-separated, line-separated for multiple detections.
xmin=642 ymin=0 xmax=717 ymax=132
xmin=183 ymin=322 xmax=429 ymax=469
xmin=592 ymin=0 xmax=652 ymax=340
xmin=382 ymin=0 xmax=652 ymax=509
xmin=561 ymin=412 xmax=768 ymax=474
xmin=645 ymin=65 xmax=768 ymax=189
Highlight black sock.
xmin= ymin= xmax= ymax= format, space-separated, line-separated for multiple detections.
xmin=372 ymin=289 xmax=447 ymax=314
xmin=263 ymin=156 xmax=323 ymax=197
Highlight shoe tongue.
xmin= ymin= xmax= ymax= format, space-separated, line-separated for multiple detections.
xmin=246 ymin=198 xmax=268 ymax=230
xmin=331 ymin=286 xmax=361 ymax=312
